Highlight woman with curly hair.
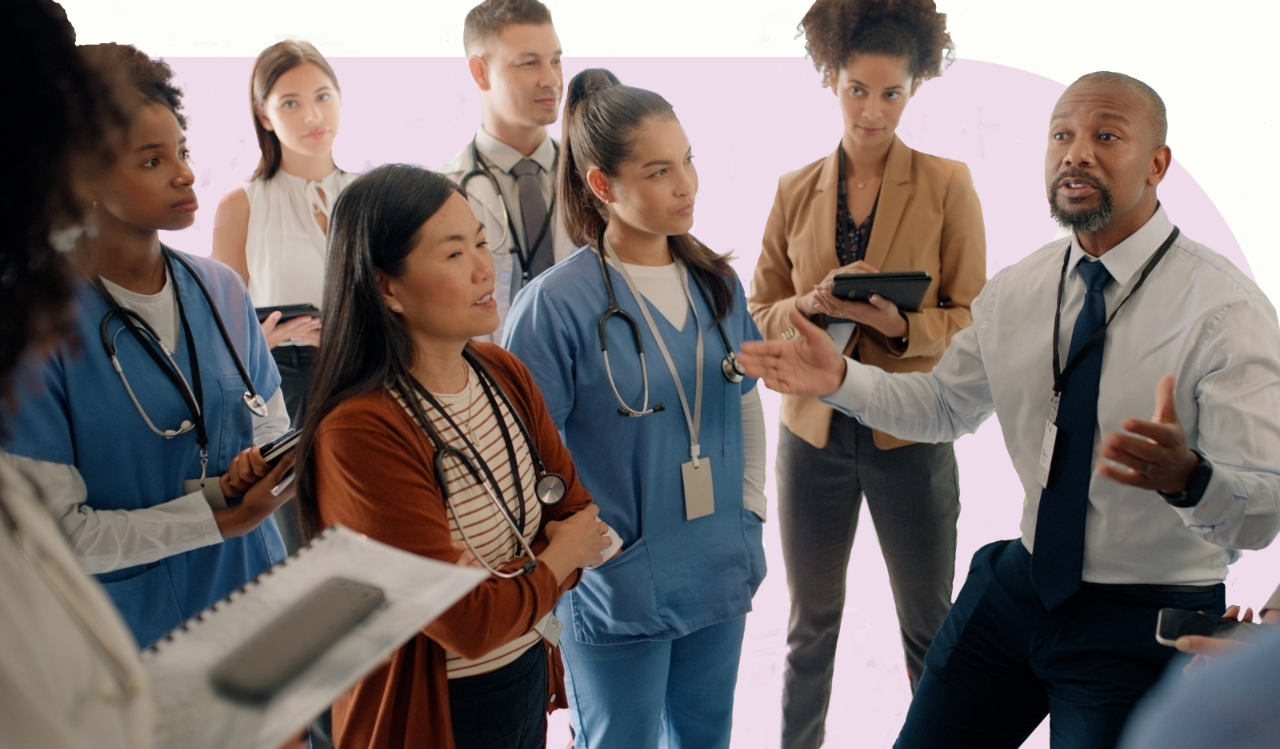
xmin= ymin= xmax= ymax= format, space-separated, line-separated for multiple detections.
xmin=3 ymin=42 xmax=294 ymax=651
xmin=747 ymin=1 xmax=986 ymax=745
xmin=0 ymin=3 xmax=155 ymax=746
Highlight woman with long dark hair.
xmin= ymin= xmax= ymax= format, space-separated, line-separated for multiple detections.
xmin=3 ymin=43 xmax=293 ymax=652
xmin=212 ymin=40 xmax=353 ymax=552
xmin=747 ymin=1 xmax=985 ymax=745
xmin=296 ymin=163 xmax=609 ymax=749
xmin=502 ymin=69 xmax=767 ymax=749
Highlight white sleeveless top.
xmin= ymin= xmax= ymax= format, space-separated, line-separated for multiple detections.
xmin=243 ymin=168 xmax=358 ymax=308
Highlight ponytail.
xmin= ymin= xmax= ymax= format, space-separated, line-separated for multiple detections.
xmin=558 ymin=68 xmax=737 ymax=323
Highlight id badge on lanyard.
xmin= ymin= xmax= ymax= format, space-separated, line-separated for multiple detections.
xmin=604 ymin=241 xmax=716 ymax=520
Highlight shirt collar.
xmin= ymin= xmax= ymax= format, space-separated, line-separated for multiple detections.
xmin=474 ymin=127 xmax=556 ymax=175
xmin=1068 ymin=205 xmax=1173 ymax=287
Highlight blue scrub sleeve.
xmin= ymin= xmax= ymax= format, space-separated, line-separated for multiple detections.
xmin=2 ymin=351 xmax=74 ymax=464
xmin=503 ymin=286 xmax=577 ymax=430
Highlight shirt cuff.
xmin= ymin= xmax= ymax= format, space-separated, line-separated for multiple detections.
xmin=818 ymin=356 xmax=875 ymax=417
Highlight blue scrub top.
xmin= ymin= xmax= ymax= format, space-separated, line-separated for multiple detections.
xmin=504 ymin=247 xmax=766 ymax=644
xmin=3 ymin=249 xmax=285 ymax=648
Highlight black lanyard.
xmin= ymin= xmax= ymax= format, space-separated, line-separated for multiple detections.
xmin=1051 ymin=227 xmax=1180 ymax=395
xmin=95 ymin=251 xmax=208 ymax=457
xmin=470 ymin=141 xmax=558 ymax=281
xmin=410 ymin=364 xmax=529 ymax=533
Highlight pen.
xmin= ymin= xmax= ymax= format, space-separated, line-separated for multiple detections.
xmin=270 ymin=470 xmax=296 ymax=497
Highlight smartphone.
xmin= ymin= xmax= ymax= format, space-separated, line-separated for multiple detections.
xmin=209 ymin=577 xmax=386 ymax=703
xmin=1155 ymin=607 xmax=1261 ymax=647
xmin=260 ymin=429 xmax=300 ymax=468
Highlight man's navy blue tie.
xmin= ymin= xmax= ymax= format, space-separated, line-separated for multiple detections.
xmin=1031 ymin=258 xmax=1113 ymax=610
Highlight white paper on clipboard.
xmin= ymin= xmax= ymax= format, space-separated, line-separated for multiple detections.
xmin=141 ymin=525 xmax=486 ymax=749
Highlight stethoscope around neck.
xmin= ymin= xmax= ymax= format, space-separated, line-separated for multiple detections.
xmin=96 ymin=247 xmax=268 ymax=483
xmin=458 ymin=138 xmax=559 ymax=284
xmin=594 ymin=230 xmax=746 ymax=418
xmin=409 ymin=348 xmax=568 ymax=579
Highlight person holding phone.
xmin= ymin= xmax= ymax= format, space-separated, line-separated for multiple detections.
xmin=746 ymin=1 xmax=985 ymax=744
xmin=2 ymin=43 xmax=293 ymax=651
xmin=211 ymin=40 xmax=354 ymax=552
xmin=502 ymin=69 xmax=768 ymax=749
xmin=296 ymin=164 xmax=611 ymax=749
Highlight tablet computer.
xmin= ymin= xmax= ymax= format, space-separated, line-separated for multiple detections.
xmin=255 ymin=304 xmax=320 ymax=324
xmin=831 ymin=271 xmax=933 ymax=312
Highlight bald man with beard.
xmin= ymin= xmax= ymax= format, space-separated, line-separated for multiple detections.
xmin=739 ymin=72 xmax=1280 ymax=748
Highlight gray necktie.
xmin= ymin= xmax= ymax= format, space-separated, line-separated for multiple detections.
xmin=510 ymin=158 xmax=554 ymax=280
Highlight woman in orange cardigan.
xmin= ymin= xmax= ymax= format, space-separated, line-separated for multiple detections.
xmin=747 ymin=1 xmax=986 ymax=747
xmin=295 ymin=164 xmax=611 ymax=749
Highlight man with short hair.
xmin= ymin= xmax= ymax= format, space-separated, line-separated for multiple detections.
xmin=439 ymin=0 xmax=575 ymax=344
xmin=738 ymin=71 xmax=1280 ymax=748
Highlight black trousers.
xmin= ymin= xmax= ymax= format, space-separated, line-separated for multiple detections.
xmin=448 ymin=643 xmax=548 ymax=749
xmin=896 ymin=539 xmax=1225 ymax=749
xmin=269 ymin=345 xmax=315 ymax=555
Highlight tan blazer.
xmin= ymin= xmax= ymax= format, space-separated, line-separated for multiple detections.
xmin=749 ymin=137 xmax=987 ymax=450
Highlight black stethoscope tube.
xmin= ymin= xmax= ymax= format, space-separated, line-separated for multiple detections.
xmin=458 ymin=139 xmax=559 ymax=283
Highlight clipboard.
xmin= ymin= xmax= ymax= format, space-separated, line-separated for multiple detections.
xmin=141 ymin=525 xmax=486 ymax=749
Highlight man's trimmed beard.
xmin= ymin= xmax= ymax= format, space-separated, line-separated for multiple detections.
xmin=1048 ymin=170 xmax=1114 ymax=234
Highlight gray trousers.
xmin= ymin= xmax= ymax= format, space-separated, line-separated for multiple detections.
xmin=778 ymin=413 xmax=960 ymax=749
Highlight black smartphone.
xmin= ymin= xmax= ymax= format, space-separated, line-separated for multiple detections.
xmin=260 ymin=429 xmax=300 ymax=467
xmin=255 ymin=304 xmax=321 ymax=324
xmin=209 ymin=577 xmax=386 ymax=703
xmin=1155 ymin=607 xmax=1261 ymax=647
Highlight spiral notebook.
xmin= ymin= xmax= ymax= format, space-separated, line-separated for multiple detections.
xmin=141 ymin=525 xmax=487 ymax=749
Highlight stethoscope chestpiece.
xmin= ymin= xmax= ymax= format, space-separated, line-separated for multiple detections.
xmin=535 ymin=472 xmax=569 ymax=506
xmin=243 ymin=391 xmax=270 ymax=418
xmin=722 ymin=354 xmax=746 ymax=384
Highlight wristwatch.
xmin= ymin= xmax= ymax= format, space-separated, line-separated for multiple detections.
xmin=1158 ymin=449 xmax=1212 ymax=508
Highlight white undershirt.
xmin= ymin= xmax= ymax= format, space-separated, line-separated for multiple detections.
xmin=620 ymin=261 xmax=688 ymax=329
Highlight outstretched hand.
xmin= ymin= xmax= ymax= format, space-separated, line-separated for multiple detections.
xmin=1097 ymin=375 xmax=1200 ymax=495
xmin=738 ymin=307 xmax=847 ymax=396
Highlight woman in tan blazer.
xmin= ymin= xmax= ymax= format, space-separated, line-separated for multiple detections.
xmin=747 ymin=1 xmax=986 ymax=746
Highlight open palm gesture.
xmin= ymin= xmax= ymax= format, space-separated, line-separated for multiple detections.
xmin=738 ymin=308 xmax=848 ymax=396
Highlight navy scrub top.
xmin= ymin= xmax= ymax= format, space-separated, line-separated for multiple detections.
xmin=3 ymin=250 xmax=285 ymax=648
xmin=504 ymin=247 xmax=766 ymax=645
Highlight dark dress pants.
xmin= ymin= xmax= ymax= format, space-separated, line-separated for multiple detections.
xmin=448 ymin=643 xmax=548 ymax=749
xmin=896 ymin=539 xmax=1225 ymax=749
xmin=779 ymin=414 xmax=960 ymax=749
xmin=269 ymin=344 xmax=314 ymax=555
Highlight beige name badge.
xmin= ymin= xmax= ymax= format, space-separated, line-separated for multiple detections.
xmin=682 ymin=457 xmax=715 ymax=520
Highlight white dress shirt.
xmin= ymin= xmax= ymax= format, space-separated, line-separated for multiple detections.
xmin=7 ymin=277 xmax=290 ymax=574
xmin=822 ymin=207 xmax=1280 ymax=585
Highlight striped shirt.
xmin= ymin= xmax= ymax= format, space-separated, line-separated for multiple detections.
xmin=391 ymin=366 xmax=543 ymax=678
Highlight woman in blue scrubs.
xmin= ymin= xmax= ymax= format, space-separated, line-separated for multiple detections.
xmin=503 ymin=68 xmax=767 ymax=749
xmin=2 ymin=44 xmax=294 ymax=649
